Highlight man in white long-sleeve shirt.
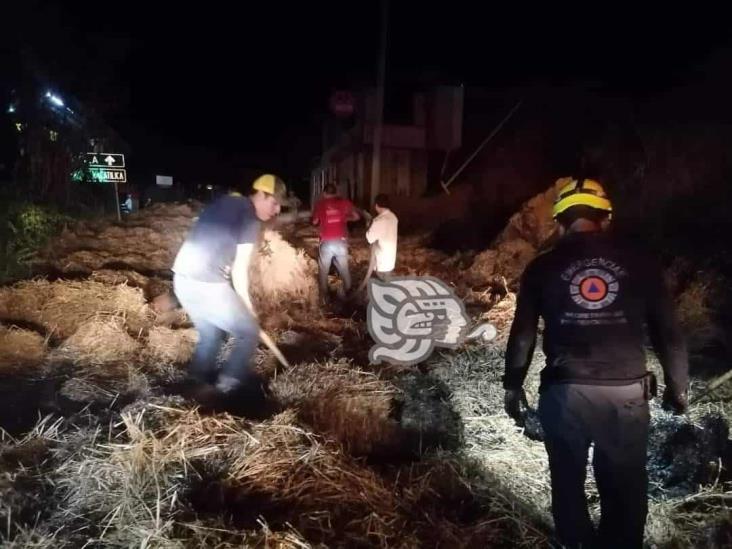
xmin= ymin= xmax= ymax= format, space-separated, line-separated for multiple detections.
xmin=366 ymin=193 xmax=398 ymax=280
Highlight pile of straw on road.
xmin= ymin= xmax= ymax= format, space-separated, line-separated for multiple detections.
xmin=269 ymin=360 xmax=401 ymax=456
xmin=0 ymin=325 xmax=47 ymax=375
xmin=467 ymin=185 xmax=558 ymax=288
xmin=18 ymin=400 xmax=485 ymax=547
xmin=37 ymin=203 xmax=197 ymax=275
xmin=227 ymin=409 xmax=405 ymax=545
xmin=141 ymin=326 xmax=197 ymax=368
xmin=1 ymin=396 xmax=538 ymax=548
xmin=250 ymin=229 xmax=319 ymax=321
xmin=0 ymin=279 xmax=151 ymax=339
xmin=53 ymin=316 xmax=140 ymax=367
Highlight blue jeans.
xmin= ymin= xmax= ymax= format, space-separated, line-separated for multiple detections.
xmin=318 ymin=239 xmax=351 ymax=296
xmin=173 ymin=274 xmax=259 ymax=387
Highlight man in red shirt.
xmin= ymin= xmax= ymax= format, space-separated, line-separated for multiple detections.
xmin=312 ymin=183 xmax=360 ymax=300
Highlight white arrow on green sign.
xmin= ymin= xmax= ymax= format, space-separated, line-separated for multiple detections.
xmin=86 ymin=153 xmax=125 ymax=168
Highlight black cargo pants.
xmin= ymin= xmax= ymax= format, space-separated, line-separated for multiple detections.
xmin=538 ymin=382 xmax=650 ymax=549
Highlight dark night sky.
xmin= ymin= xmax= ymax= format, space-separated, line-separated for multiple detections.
xmin=3 ymin=1 xmax=732 ymax=186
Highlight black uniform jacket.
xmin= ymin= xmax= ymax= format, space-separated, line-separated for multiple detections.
xmin=504 ymin=231 xmax=688 ymax=395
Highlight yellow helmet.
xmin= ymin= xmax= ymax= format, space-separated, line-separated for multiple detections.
xmin=552 ymin=177 xmax=612 ymax=219
xmin=252 ymin=174 xmax=287 ymax=203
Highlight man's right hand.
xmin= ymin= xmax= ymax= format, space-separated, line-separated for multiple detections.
xmin=662 ymin=387 xmax=688 ymax=415
xmin=504 ymin=389 xmax=526 ymax=426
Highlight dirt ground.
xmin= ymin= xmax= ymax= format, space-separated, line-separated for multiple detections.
xmin=0 ymin=199 xmax=730 ymax=548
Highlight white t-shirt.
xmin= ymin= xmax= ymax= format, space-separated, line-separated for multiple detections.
xmin=366 ymin=208 xmax=398 ymax=272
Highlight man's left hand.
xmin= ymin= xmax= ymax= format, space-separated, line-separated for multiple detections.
xmin=504 ymin=388 xmax=526 ymax=426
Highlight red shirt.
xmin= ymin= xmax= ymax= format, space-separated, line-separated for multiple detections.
xmin=312 ymin=196 xmax=354 ymax=240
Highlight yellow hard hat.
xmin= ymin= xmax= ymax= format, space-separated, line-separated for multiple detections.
xmin=552 ymin=177 xmax=612 ymax=219
xmin=252 ymin=174 xmax=287 ymax=203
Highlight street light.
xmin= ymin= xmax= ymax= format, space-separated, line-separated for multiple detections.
xmin=45 ymin=91 xmax=64 ymax=107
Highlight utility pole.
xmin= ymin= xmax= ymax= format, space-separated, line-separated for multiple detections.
xmin=113 ymin=180 xmax=121 ymax=221
xmin=370 ymin=0 xmax=388 ymax=207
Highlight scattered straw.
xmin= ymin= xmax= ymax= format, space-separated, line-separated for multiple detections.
xmin=249 ymin=229 xmax=319 ymax=317
xmin=676 ymin=275 xmax=726 ymax=355
xmin=270 ymin=360 xmax=400 ymax=456
xmin=0 ymin=325 xmax=47 ymax=375
xmin=481 ymin=291 xmax=518 ymax=345
xmin=227 ymin=410 xmax=403 ymax=545
xmin=38 ymin=203 xmax=197 ymax=274
xmin=46 ymin=401 xmax=408 ymax=546
xmin=430 ymin=345 xmax=553 ymax=547
xmin=142 ymin=326 xmax=197 ymax=369
xmin=431 ymin=342 xmax=732 ymax=548
xmin=0 ymin=279 xmax=151 ymax=339
xmin=0 ymin=526 xmax=58 ymax=549
xmin=52 ymin=316 xmax=140 ymax=366
xmin=89 ymin=269 xmax=150 ymax=289
xmin=59 ymin=377 xmax=120 ymax=404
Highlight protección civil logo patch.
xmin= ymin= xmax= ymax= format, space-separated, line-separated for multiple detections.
xmin=569 ymin=268 xmax=619 ymax=310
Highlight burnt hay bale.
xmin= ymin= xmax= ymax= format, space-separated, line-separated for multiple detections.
xmin=648 ymin=412 xmax=730 ymax=496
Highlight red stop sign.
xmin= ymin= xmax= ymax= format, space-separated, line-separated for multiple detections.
xmin=330 ymin=91 xmax=355 ymax=118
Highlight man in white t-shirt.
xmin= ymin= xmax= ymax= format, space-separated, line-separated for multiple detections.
xmin=365 ymin=193 xmax=398 ymax=280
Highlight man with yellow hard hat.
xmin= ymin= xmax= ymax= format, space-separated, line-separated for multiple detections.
xmin=173 ymin=174 xmax=286 ymax=397
xmin=503 ymin=177 xmax=689 ymax=548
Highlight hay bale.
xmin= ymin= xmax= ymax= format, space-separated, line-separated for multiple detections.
xmin=54 ymin=337 xmax=151 ymax=400
xmin=0 ymin=325 xmax=46 ymax=375
xmin=0 ymin=280 xmax=52 ymax=320
xmin=142 ymin=326 xmax=197 ymax=366
xmin=675 ymin=275 xmax=725 ymax=355
xmin=89 ymin=269 xmax=150 ymax=289
xmin=397 ymin=233 xmax=453 ymax=279
xmin=49 ymin=401 xmax=405 ymax=547
xmin=50 ymin=249 xmax=112 ymax=272
xmin=466 ymin=185 xmax=559 ymax=287
xmin=647 ymin=412 xmax=730 ymax=495
xmin=228 ymin=410 xmax=402 ymax=542
xmin=467 ymin=249 xmax=498 ymax=286
xmin=0 ymin=279 xmax=151 ymax=339
xmin=269 ymin=361 xmax=400 ymax=456
xmin=493 ymin=238 xmax=536 ymax=283
xmin=466 ymin=237 xmax=536 ymax=288
xmin=39 ymin=203 xmax=196 ymax=274
xmin=249 ymin=229 xmax=319 ymax=314
xmin=495 ymin=186 xmax=557 ymax=249
xmin=53 ymin=316 xmax=140 ymax=366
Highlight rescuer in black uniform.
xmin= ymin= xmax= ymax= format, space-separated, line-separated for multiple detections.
xmin=503 ymin=177 xmax=689 ymax=549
